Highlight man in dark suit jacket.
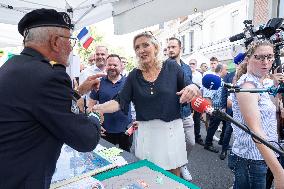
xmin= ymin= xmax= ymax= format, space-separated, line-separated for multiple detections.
xmin=0 ymin=9 xmax=101 ymax=189
xmin=219 ymin=71 xmax=235 ymax=160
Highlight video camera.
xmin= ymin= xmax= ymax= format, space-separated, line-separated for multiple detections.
xmin=229 ymin=18 xmax=284 ymax=72
xmin=229 ymin=18 xmax=284 ymax=47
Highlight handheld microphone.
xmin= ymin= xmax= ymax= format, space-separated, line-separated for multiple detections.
xmin=202 ymin=74 xmax=237 ymax=90
xmin=191 ymin=97 xmax=214 ymax=114
xmin=233 ymin=53 xmax=246 ymax=65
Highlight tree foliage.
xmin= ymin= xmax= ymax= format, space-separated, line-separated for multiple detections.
xmin=74 ymin=26 xmax=103 ymax=65
xmin=74 ymin=25 xmax=137 ymax=72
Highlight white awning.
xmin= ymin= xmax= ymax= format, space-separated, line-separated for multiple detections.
xmin=0 ymin=0 xmax=116 ymax=30
xmin=0 ymin=0 xmax=241 ymax=47
xmin=113 ymin=0 xmax=240 ymax=35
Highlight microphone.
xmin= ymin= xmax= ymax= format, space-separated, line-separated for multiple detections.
xmin=191 ymin=97 xmax=215 ymax=115
xmin=190 ymin=97 xmax=284 ymax=156
xmin=233 ymin=53 xmax=246 ymax=65
xmin=228 ymin=85 xmax=284 ymax=97
xmin=229 ymin=32 xmax=245 ymax=42
xmin=202 ymin=74 xmax=237 ymax=90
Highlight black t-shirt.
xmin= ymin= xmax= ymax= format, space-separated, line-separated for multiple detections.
xmin=115 ymin=59 xmax=186 ymax=122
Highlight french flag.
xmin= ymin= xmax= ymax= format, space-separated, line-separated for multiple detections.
xmin=77 ymin=27 xmax=94 ymax=49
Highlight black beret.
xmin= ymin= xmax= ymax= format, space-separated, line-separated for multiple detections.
xmin=18 ymin=8 xmax=74 ymax=36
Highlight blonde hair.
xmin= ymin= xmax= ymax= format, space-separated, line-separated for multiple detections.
xmin=235 ymin=40 xmax=274 ymax=81
xmin=133 ymin=32 xmax=162 ymax=70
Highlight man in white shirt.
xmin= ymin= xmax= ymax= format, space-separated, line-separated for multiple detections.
xmin=79 ymin=46 xmax=108 ymax=84
xmin=120 ymin=56 xmax=129 ymax=77
xmin=188 ymin=59 xmax=202 ymax=87
xmin=188 ymin=59 xmax=204 ymax=146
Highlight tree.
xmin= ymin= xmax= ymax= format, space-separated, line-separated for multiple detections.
xmin=125 ymin=56 xmax=136 ymax=72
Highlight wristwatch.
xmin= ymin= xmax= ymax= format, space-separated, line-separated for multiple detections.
xmin=73 ymin=90 xmax=82 ymax=100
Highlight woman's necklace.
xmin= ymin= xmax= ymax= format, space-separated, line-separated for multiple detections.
xmin=143 ymin=69 xmax=160 ymax=95
xmin=150 ymin=82 xmax=154 ymax=95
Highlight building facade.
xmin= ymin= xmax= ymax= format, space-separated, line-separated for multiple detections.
xmin=155 ymin=0 xmax=283 ymax=66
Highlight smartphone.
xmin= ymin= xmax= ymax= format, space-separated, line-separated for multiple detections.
xmin=125 ymin=125 xmax=136 ymax=136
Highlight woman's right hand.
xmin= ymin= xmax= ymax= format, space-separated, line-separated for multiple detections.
xmin=132 ymin=121 xmax=139 ymax=130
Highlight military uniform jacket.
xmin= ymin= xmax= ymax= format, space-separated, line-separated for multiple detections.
xmin=0 ymin=48 xmax=100 ymax=189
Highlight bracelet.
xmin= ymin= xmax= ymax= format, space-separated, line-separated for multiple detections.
xmin=88 ymin=111 xmax=101 ymax=123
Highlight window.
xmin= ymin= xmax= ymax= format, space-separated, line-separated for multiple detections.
xmin=278 ymin=0 xmax=284 ymax=17
xmin=188 ymin=32 xmax=194 ymax=53
xmin=181 ymin=35 xmax=185 ymax=53
xmin=210 ymin=21 xmax=216 ymax=42
xmin=231 ymin=10 xmax=241 ymax=35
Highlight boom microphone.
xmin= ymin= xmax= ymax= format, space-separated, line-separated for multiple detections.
xmin=228 ymin=85 xmax=284 ymax=96
xmin=202 ymin=74 xmax=236 ymax=90
xmin=190 ymin=97 xmax=284 ymax=156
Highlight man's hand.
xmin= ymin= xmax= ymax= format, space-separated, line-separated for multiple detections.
xmin=177 ymin=84 xmax=201 ymax=103
xmin=77 ymin=73 xmax=106 ymax=95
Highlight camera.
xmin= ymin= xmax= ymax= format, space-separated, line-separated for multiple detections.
xmin=229 ymin=18 xmax=284 ymax=47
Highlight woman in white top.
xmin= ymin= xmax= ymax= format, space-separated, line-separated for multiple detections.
xmin=229 ymin=40 xmax=284 ymax=189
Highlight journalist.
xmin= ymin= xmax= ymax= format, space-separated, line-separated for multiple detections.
xmin=229 ymin=40 xmax=284 ymax=189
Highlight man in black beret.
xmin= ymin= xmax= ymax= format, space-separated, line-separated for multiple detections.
xmin=0 ymin=8 xmax=102 ymax=189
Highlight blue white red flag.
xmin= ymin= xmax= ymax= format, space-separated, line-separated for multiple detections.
xmin=77 ymin=27 xmax=94 ymax=49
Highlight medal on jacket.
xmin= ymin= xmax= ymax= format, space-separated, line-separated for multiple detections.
xmin=71 ymin=100 xmax=80 ymax=114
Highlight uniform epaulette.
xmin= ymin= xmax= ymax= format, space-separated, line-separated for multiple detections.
xmin=49 ymin=61 xmax=65 ymax=68
xmin=49 ymin=61 xmax=57 ymax=66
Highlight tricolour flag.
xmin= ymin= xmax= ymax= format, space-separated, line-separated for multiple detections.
xmin=77 ymin=27 xmax=94 ymax=49
xmin=0 ymin=50 xmax=4 ymax=58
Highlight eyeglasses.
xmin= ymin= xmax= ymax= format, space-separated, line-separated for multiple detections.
xmin=58 ymin=35 xmax=77 ymax=48
xmin=253 ymin=54 xmax=275 ymax=62
xmin=189 ymin=63 xmax=196 ymax=65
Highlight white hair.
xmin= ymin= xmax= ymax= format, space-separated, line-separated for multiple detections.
xmin=24 ymin=27 xmax=65 ymax=45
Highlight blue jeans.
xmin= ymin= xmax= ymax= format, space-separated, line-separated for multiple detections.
xmin=228 ymin=152 xmax=267 ymax=189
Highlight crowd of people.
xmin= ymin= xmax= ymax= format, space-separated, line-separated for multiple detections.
xmin=0 ymin=8 xmax=284 ymax=189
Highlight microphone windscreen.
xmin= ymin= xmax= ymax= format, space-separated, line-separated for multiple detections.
xmin=202 ymin=74 xmax=221 ymax=90
xmin=191 ymin=97 xmax=211 ymax=113
xmin=234 ymin=53 xmax=245 ymax=65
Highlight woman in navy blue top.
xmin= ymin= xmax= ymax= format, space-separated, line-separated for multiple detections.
xmin=93 ymin=32 xmax=199 ymax=176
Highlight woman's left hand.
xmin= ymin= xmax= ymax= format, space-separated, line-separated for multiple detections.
xmin=177 ymin=84 xmax=201 ymax=103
